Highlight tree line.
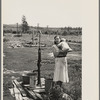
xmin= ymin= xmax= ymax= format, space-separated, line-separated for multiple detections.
xmin=3 ymin=15 xmax=82 ymax=36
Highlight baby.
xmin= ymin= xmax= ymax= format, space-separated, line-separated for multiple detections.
xmin=57 ymin=38 xmax=72 ymax=56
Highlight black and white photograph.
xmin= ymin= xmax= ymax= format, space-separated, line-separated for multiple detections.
xmin=2 ymin=0 xmax=98 ymax=100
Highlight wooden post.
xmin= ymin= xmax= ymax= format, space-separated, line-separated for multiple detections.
xmin=16 ymin=23 xmax=18 ymax=35
xmin=32 ymin=31 xmax=34 ymax=44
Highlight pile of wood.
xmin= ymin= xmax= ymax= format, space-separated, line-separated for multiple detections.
xmin=11 ymin=72 xmax=46 ymax=100
xmin=9 ymin=73 xmax=72 ymax=100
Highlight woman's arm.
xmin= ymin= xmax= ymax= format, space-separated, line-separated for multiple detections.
xmin=59 ymin=49 xmax=69 ymax=53
xmin=68 ymin=48 xmax=72 ymax=52
xmin=57 ymin=43 xmax=72 ymax=56
xmin=58 ymin=49 xmax=69 ymax=56
xmin=52 ymin=44 xmax=72 ymax=57
xmin=52 ymin=45 xmax=59 ymax=57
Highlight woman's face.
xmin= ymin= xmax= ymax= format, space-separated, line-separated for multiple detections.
xmin=54 ymin=36 xmax=60 ymax=44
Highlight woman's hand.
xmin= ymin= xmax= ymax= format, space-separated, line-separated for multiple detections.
xmin=54 ymin=51 xmax=59 ymax=57
xmin=68 ymin=48 xmax=72 ymax=52
xmin=56 ymin=49 xmax=69 ymax=57
xmin=59 ymin=49 xmax=69 ymax=54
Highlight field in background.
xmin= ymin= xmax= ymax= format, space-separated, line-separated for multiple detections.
xmin=3 ymin=33 xmax=82 ymax=100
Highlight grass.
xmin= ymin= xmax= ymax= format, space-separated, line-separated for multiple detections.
xmin=3 ymin=33 xmax=82 ymax=100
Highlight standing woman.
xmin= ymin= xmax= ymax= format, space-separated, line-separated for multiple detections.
xmin=52 ymin=36 xmax=72 ymax=87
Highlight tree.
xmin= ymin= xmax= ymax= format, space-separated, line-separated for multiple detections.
xmin=21 ymin=15 xmax=29 ymax=34
xmin=62 ymin=31 xmax=68 ymax=36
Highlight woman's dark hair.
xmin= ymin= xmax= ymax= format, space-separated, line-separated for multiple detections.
xmin=54 ymin=35 xmax=61 ymax=44
xmin=54 ymin=35 xmax=61 ymax=39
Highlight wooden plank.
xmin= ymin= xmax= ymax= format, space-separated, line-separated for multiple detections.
xmin=24 ymin=88 xmax=38 ymax=100
xmin=33 ymin=92 xmax=43 ymax=100
xmin=24 ymin=87 xmax=43 ymax=100
xmin=12 ymin=81 xmax=24 ymax=100
xmin=13 ymin=80 xmax=27 ymax=97
xmin=22 ymin=97 xmax=33 ymax=100
xmin=33 ymin=88 xmax=45 ymax=93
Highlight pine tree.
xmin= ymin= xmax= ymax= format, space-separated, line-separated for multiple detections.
xmin=21 ymin=15 xmax=29 ymax=34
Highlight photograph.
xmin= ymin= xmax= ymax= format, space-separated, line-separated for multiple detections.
xmin=3 ymin=0 xmax=82 ymax=100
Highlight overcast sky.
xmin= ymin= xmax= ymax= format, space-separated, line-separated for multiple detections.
xmin=3 ymin=0 xmax=82 ymax=27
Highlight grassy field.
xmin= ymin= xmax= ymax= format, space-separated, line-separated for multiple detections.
xmin=3 ymin=33 xmax=82 ymax=100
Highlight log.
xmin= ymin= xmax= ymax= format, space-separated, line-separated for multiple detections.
xmin=13 ymin=80 xmax=27 ymax=97
xmin=24 ymin=88 xmax=38 ymax=100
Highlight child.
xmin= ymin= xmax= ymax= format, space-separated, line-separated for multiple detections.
xmin=57 ymin=38 xmax=72 ymax=57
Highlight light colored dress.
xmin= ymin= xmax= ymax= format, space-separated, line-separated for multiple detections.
xmin=52 ymin=44 xmax=69 ymax=83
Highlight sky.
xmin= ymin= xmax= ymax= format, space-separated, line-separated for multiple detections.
xmin=3 ymin=0 xmax=82 ymax=27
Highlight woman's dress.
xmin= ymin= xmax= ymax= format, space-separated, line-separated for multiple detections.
xmin=52 ymin=44 xmax=70 ymax=83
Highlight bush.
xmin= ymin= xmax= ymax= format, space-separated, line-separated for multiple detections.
xmin=4 ymin=30 xmax=12 ymax=33
xmin=62 ymin=31 xmax=68 ymax=36
xmin=48 ymin=85 xmax=64 ymax=100
xmin=68 ymin=40 xmax=72 ymax=42
xmin=12 ymin=31 xmax=17 ymax=34
xmin=3 ymin=38 xmax=9 ymax=42
xmin=62 ymin=80 xmax=81 ymax=100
